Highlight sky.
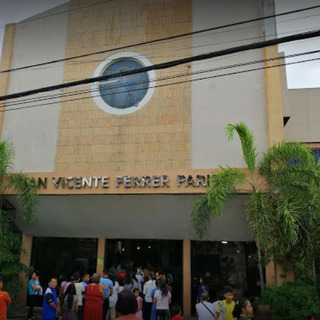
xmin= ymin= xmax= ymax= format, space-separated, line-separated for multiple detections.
xmin=275 ymin=0 xmax=320 ymax=89
xmin=0 ymin=0 xmax=69 ymax=56
xmin=0 ymin=0 xmax=319 ymax=89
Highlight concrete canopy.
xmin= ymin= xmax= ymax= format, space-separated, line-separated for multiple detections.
xmin=9 ymin=194 xmax=253 ymax=241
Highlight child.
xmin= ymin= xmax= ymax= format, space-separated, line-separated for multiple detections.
xmin=133 ymin=288 xmax=143 ymax=319
xmin=0 ymin=276 xmax=11 ymax=320
xmin=171 ymin=304 xmax=184 ymax=320
xmin=232 ymin=298 xmax=253 ymax=320
xmin=34 ymin=276 xmax=43 ymax=296
xmin=62 ymin=283 xmax=78 ymax=320
xmin=214 ymin=286 xmax=236 ymax=320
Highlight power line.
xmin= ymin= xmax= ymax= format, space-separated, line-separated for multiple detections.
xmin=2 ymin=49 xmax=319 ymax=109
xmin=18 ymin=23 xmax=320 ymax=73
xmin=1 ymin=55 xmax=318 ymax=113
xmin=1 ymin=28 xmax=320 ymax=102
xmin=1 ymin=4 xmax=320 ymax=75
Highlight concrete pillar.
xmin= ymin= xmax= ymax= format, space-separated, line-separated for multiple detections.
xmin=266 ymin=260 xmax=294 ymax=285
xmin=16 ymin=233 xmax=33 ymax=304
xmin=183 ymin=239 xmax=191 ymax=316
xmin=96 ymin=237 xmax=105 ymax=275
xmin=0 ymin=23 xmax=16 ymax=138
xmin=263 ymin=0 xmax=285 ymax=146
xmin=264 ymin=45 xmax=285 ymax=146
xmin=263 ymin=0 xmax=294 ymax=285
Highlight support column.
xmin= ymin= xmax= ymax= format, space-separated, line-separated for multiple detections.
xmin=16 ymin=234 xmax=33 ymax=304
xmin=264 ymin=45 xmax=285 ymax=146
xmin=263 ymin=0 xmax=285 ymax=146
xmin=96 ymin=238 xmax=105 ymax=275
xmin=263 ymin=0 xmax=293 ymax=285
xmin=183 ymin=239 xmax=191 ymax=317
xmin=266 ymin=260 xmax=294 ymax=286
xmin=0 ymin=23 xmax=16 ymax=138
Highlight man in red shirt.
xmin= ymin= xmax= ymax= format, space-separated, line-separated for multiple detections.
xmin=0 ymin=276 xmax=11 ymax=320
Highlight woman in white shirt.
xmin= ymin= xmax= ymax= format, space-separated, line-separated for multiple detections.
xmin=143 ymin=273 xmax=156 ymax=320
xmin=153 ymin=279 xmax=171 ymax=320
xmin=107 ymin=275 xmax=120 ymax=320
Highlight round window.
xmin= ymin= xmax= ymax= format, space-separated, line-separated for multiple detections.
xmin=92 ymin=52 xmax=156 ymax=115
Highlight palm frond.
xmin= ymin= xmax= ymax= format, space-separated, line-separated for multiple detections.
xmin=275 ymin=195 xmax=302 ymax=246
xmin=266 ymin=166 xmax=320 ymax=188
xmin=246 ymin=191 xmax=274 ymax=251
xmin=207 ymin=168 xmax=247 ymax=217
xmin=225 ymin=122 xmax=258 ymax=174
xmin=7 ymin=173 xmax=39 ymax=224
xmin=191 ymin=194 xmax=211 ymax=240
xmin=259 ymin=142 xmax=315 ymax=176
xmin=0 ymin=141 xmax=14 ymax=178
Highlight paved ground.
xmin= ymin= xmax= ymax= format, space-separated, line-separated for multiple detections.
xmin=7 ymin=303 xmax=42 ymax=319
xmin=7 ymin=303 xmax=196 ymax=320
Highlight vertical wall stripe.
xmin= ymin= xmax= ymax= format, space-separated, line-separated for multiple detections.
xmin=264 ymin=45 xmax=285 ymax=146
xmin=0 ymin=24 xmax=16 ymax=139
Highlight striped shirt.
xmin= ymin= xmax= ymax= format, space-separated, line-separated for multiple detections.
xmin=154 ymin=290 xmax=171 ymax=310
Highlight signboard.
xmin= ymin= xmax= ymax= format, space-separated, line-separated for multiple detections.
xmin=33 ymin=174 xmax=212 ymax=190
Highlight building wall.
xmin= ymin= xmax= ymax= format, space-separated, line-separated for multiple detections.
xmin=281 ymin=65 xmax=320 ymax=142
xmin=1 ymin=4 xmax=69 ymax=172
xmin=55 ymin=0 xmax=192 ymax=172
xmin=1 ymin=0 xmax=272 ymax=174
xmin=191 ymin=0 xmax=269 ymax=168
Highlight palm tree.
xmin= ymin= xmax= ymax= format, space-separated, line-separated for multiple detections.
xmin=191 ymin=122 xmax=320 ymax=288
xmin=0 ymin=141 xmax=39 ymax=298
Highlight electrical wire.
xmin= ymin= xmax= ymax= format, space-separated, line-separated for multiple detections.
xmin=2 ymin=56 xmax=319 ymax=113
xmin=1 ymin=4 xmax=320 ymax=74
xmin=1 ymin=53 xmax=319 ymax=113
xmin=1 ymin=28 xmax=320 ymax=103
xmin=18 ymin=22 xmax=320 ymax=73
xmin=2 ymin=49 xmax=319 ymax=109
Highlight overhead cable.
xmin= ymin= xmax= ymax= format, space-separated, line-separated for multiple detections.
xmin=0 ymin=29 xmax=320 ymax=102
xmin=1 ymin=55 xmax=318 ymax=113
xmin=2 ymin=49 xmax=319 ymax=109
xmin=1 ymin=4 xmax=320 ymax=74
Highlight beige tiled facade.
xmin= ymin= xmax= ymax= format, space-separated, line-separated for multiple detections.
xmin=55 ymin=0 xmax=192 ymax=172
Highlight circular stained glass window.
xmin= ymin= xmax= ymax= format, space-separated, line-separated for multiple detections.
xmin=99 ymin=60 xmax=149 ymax=109
xmin=92 ymin=52 xmax=156 ymax=115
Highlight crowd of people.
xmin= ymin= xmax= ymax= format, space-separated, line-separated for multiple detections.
xmin=195 ymin=285 xmax=272 ymax=320
xmin=6 ymin=267 xmax=316 ymax=320
xmin=26 ymin=267 xmax=175 ymax=320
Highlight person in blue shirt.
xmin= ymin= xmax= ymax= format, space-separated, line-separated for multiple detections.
xmin=81 ymin=273 xmax=90 ymax=306
xmin=197 ymin=276 xmax=209 ymax=303
xmin=100 ymin=269 xmax=113 ymax=320
xmin=81 ymin=274 xmax=90 ymax=293
xmin=27 ymin=271 xmax=39 ymax=320
xmin=42 ymin=277 xmax=59 ymax=320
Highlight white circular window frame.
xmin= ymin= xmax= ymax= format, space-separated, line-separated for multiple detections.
xmin=91 ymin=52 xmax=156 ymax=115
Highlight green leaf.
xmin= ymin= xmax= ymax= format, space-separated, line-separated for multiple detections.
xmin=207 ymin=168 xmax=247 ymax=217
xmin=225 ymin=122 xmax=258 ymax=174
xmin=246 ymin=191 xmax=274 ymax=250
xmin=190 ymin=194 xmax=211 ymax=240
xmin=7 ymin=173 xmax=39 ymax=224
xmin=259 ymin=142 xmax=315 ymax=176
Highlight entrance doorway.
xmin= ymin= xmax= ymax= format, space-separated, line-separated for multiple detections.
xmin=105 ymin=239 xmax=183 ymax=306
xmin=30 ymin=237 xmax=98 ymax=305
xmin=31 ymin=237 xmax=98 ymax=282
xmin=191 ymin=241 xmax=261 ymax=314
